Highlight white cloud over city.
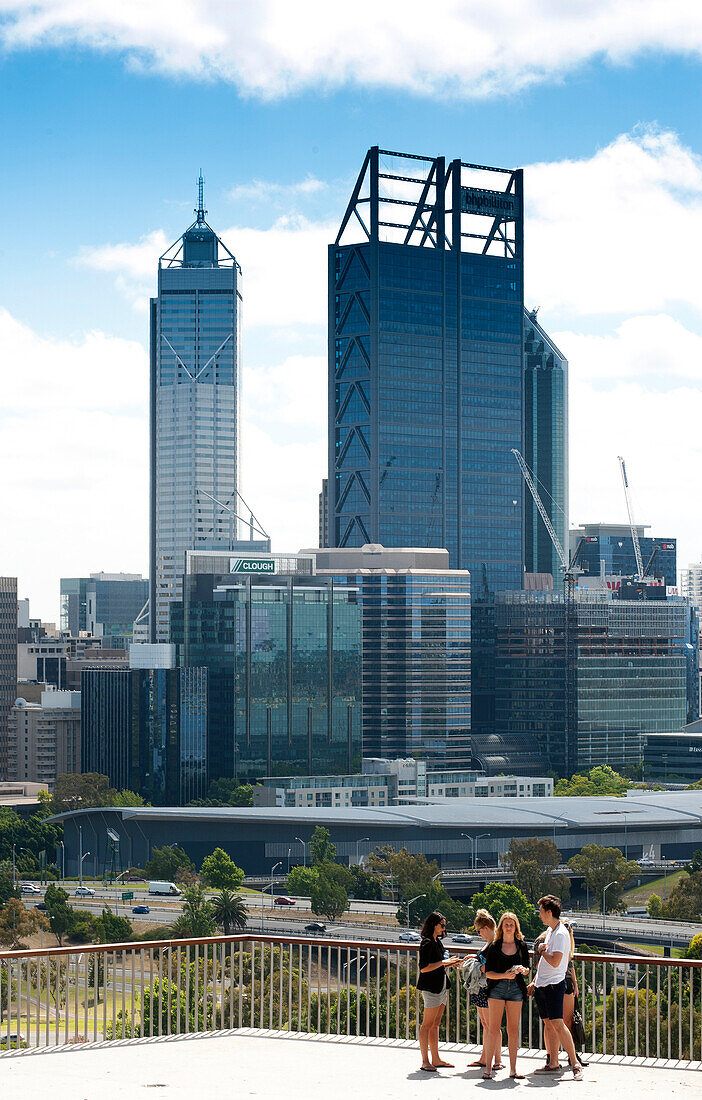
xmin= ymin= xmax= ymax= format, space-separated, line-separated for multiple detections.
xmin=2 ymin=1 xmax=702 ymax=98
xmin=4 ymin=126 xmax=702 ymax=617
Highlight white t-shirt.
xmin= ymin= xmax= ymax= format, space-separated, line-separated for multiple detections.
xmin=534 ymin=922 xmax=570 ymax=987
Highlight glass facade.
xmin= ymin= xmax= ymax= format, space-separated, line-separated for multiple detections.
xmin=61 ymin=575 xmax=149 ymax=647
xmin=81 ymin=666 xmax=207 ymax=804
xmin=329 ymin=148 xmax=524 ymax=592
xmin=472 ymin=591 xmax=698 ymax=777
xmin=150 ymin=191 xmax=241 ymax=641
xmin=523 ymin=310 xmax=568 ymax=580
xmin=172 ymin=553 xmax=362 ymax=782
xmin=570 ymin=524 xmax=677 ymax=587
xmin=60 ymin=577 xmax=90 ymax=635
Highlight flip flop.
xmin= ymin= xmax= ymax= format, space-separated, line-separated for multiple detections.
xmin=468 ymin=1060 xmax=485 ymax=1066
xmin=420 ymin=1065 xmax=438 ymax=1072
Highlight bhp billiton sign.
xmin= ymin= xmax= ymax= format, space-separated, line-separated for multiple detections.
xmin=230 ymin=558 xmax=276 ymax=574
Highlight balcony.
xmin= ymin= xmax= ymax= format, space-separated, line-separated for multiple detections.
xmin=1 ymin=932 xmax=699 ymax=1094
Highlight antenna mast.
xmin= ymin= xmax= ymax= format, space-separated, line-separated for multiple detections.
xmin=195 ymin=172 xmax=206 ymax=224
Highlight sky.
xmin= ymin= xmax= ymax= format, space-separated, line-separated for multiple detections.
xmin=2 ymin=1 xmax=702 ymax=621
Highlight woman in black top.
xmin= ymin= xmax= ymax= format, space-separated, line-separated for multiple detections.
xmin=415 ymin=911 xmax=462 ymax=1072
xmin=483 ymin=912 xmax=530 ymax=1080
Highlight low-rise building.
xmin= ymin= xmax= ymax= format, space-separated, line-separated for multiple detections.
xmin=7 ymin=689 xmax=81 ymax=786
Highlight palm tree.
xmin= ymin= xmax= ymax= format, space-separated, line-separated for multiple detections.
xmin=211 ymin=890 xmax=248 ymax=935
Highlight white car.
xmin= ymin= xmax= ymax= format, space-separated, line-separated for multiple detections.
xmin=74 ymin=886 xmax=95 ymax=897
xmin=19 ymin=883 xmax=41 ymax=894
xmin=398 ymin=930 xmax=421 ymax=943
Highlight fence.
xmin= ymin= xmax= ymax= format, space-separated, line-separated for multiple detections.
xmin=0 ymin=933 xmax=701 ymax=1064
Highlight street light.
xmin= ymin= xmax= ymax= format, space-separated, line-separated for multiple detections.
xmin=261 ymin=862 xmax=283 ymax=932
xmin=356 ymin=837 xmax=370 ymax=865
xmin=407 ymin=893 xmax=426 ymax=930
xmin=57 ymin=841 xmax=65 ymax=882
xmin=602 ymin=880 xmax=618 ymax=931
xmin=80 ymin=851 xmax=91 ymax=888
xmin=551 ymin=815 xmax=569 ymax=849
xmin=472 ymin=834 xmax=490 ymax=872
xmin=294 ymin=837 xmax=307 ymax=867
xmin=287 ymin=848 xmax=292 ymax=876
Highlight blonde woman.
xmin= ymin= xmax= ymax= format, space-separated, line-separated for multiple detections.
xmin=466 ymin=909 xmax=503 ymax=1071
xmin=483 ymin=912 xmax=530 ymax=1079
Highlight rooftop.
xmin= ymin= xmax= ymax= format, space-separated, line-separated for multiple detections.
xmin=0 ymin=1030 xmax=695 ymax=1098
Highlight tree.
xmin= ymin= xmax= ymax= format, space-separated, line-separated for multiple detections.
xmin=44 ymin=884 xmax=76 ymax=945
xmin=503 ymin=837 xmax=570 ymax=903
xmin=0 ymin=863 xmax=18 ymax=907
xmin=660 ymin=871 xmax=702 ymax=921
xmin=211 ymin=890 xmax=248 ymax=934
xmin=112 ymin=790 xmax=147 ymax=807
xmin=48 ymin=772 xmax=116 ymax=814
xmin=396 ymin=883 xmax=474 ymax=931
xmin=686 ymin=849 xmax=702 ymax=873
xmin=286 ymin=864 xmax=318 ymax=897
xmin=366 ymin=846 xmax=441 ymax=900
xmin=145 ymin=845 xmax=195 ymax=882
xmin=647 ymin=893 xmax=662 ymax=918
xmin=93 ymin=908 xmax=134 ymax=944
xmin=310 ymin=826 xmax=336 ymax=866
xmin=684 ymin=932 xmax=702 ymax=960
xmin=555 ymin=765 xmax=633 ymax=797
xmin=568 ymin=845 xmax=640 ymax=912
xmin=0 ymin=898 xmax=48 ymax=949
xmin=200 ymin=848 xmax=245 ymax=891
xmin=348 ymin=863 xmax=383 ymax=901
xmin=172 ymin=886 xmax=216 ymax=938
xmin=468 ymin=882 xmax=539 ymax=936
xmin=310 ymin=870 xmax=348 ymax=921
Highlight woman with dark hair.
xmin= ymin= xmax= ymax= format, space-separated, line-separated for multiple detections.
xmin=415 ymin=911 xmax=462 ymax=1072
xmin=483 ymin=912 xmax=530 ymax=1080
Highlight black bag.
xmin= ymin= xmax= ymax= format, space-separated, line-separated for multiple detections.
xmin=571 ymin=996 xmax=586 ymax=1050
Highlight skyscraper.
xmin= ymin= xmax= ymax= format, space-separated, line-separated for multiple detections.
xmin=60 ymin=573 xmax=149 ymax=647
xmin=329 ymin=147 xmax=524 ymax=591
xmin=0 ymin=577 xmax=18 ymax=780
xmin=150 ymin=178 xmax=242 ymax=641
xmin=523 ymin=309 xmax=568 ymax=581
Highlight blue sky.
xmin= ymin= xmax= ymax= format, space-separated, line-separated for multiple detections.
xmin=2 ymin=2 xmax=702 ymax=619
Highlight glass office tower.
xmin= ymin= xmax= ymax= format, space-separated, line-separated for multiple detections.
xmin=329 ymin=147 xmax=524 ymax=591
xmin=569 ymin=523 xmax=677 ymax=587
xmin=61 ymin=573 xmax=149 ymax=646
xmin=171 ymin=550 xmax=362 ymax=782
xmin=150 ymin=180 xmax=242 ymax=641
xmin=523 ymin=310 xmax=568 ymax=580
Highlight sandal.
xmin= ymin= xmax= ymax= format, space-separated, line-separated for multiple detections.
xmin=482 ymin=1071 xmax=492 ymax=1080
xmin=510 ymin=1073 xmax=526 ymax=1079
xmin=468 ymin=1060 xmax=485 ymax=1067
xmin=420 ymin=1065 xmax=438 ymax=1072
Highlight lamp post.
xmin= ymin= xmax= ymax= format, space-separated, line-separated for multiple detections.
xmin=12 ymin=844 xmax=28 ymax=888
xmin=551 ymin=815 xmax=568 ymax=850
xmin=80 ymin=852 xmax=91 ymax=888
xmin=407 ymin=893 xmax=426 ymax=930
xmin=79 ymin=824 xmax=83 ymax=886
xmin=472 ymin=834 xmax=489 ymax=872
xmin=294 ymin=837 xmax=307 ymax=867
xmin=57 ymin=841 xmax=65 ymax=882
xmin=287 ymin=848 xmax=292 ymax=876
xmin=356 ymin=837 xmax=370 ymax=865
xmin=261 ymin=862 xmax=282 ymax=932
xmin=602 ymin=880 xmax=617 ymax=931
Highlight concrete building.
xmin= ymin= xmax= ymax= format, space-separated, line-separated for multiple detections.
xmin=0 ymin=577 xmax=18 ymax=780
xmin=0 ymin=780 xmax=43 ymax=815
xmin=310 ymin=545 xmax=471 ymax=769
xmin=7 ymin=689 xmax=81 ymax=787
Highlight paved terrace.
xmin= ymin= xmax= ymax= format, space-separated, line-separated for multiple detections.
xmin=0 ymin=1030 xmax=698 ymax=1099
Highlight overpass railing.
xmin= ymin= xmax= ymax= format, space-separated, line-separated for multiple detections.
xmin=0 ymin=934 xmax=700 ymax=1065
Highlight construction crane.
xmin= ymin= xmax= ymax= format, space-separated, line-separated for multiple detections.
xmin=617 ymin=456 xmax=645 ymax=580
xmin=511 ymin=449 xmax=587 ymax=599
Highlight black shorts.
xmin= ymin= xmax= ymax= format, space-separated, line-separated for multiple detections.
xmin=534 ymin=980 xmax=566 ymax=1020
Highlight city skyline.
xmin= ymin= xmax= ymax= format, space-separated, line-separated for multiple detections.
xmin=2 ymin=7 xmax=702 ymax=617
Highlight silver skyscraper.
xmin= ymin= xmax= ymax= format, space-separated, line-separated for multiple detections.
xmin=149 ymin=179 xmax=242 ymax=641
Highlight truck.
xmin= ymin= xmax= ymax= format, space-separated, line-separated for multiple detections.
xmin=148 ymin=881 xmax=182 ymax=897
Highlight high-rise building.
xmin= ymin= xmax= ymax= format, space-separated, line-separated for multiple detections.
xmin=81 ymin=649 xmax=208 ymax=805
xmin=329 ymin=147 xmax=524 ymax=591
xmin=523 ymin=310 xmax=568 ymax=581
xmin=311 ymin=545 xmax=471 ymax=768
xmin=569 ymin=524 xmax=677 ymax=587
xmin=681 ymin=562 xmax=702 ymax=608
xmin=472 ymin=590 xmax=698 ymax=777
xmin=319 ymin=478 xmax=329 ymax=547
xmin=0 ymin=577 xmax=18 ymax=780
xmin=150 ymin=178 xmax=243 ymax=641
xmin=60 ymin=573 xmax=149 ymax=648
xmin=8 ymin=690 xmax=81 ymax=786
xmin=170 ymin=550 xmax=362 ymax=783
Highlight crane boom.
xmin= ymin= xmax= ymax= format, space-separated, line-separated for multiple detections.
xmin=511 ymin=449 xmax=568 ymax=571
xmin=617 ymin=456 xmax=644 ymax=580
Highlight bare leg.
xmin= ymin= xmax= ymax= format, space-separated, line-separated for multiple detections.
xmin=552 ymin=1018 xmax=579 ymax=1068
xmin=543 ymin=1019 xmax=559 ymax=1068
xmin=505 ymin=1001 xmax=523 ymax=1076
xmin=485 ymin=999 xmax=506 ymax=1074
xmin=419 ymin=1005 xmax=443 ymax=1068
xmin=476 ymin=1005 xmax=502 ymax=1066
xmin=429 ymin=1005 xmax=453 ymax=1067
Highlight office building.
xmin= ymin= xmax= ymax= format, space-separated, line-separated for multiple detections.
xmin=0 ymin=578 xmax=18 ymax=780
xmin=523 ymin=309 xmax=568 ymax=581
xmin=569 ymin=523 xmax=677 ymax=587
xmin=329 ymin=147 xmax=524 ymax=591
xmin=171 ymin=549 xmax=362 ymax=783
xmin=472 ymin=590 xmax=698 ymax=777
xmin=643 ymin=722 xmax=702 ymax=784
xmin=319 ymin=478 xmax=329 ymax=547
xmin=150 ymin=178 xmax=245 ymax=642
xmin=681 ymin=562 xmax=702 ymax=608
xmin=81 ymin=648 xmax=208 ymax=804
xmin=61 ymin=574 xmax=149 ymax=648
xmin=311 ymin=544 xmax=471 ymax=768
xmin=8 ymin=690 xmax=81 ymax=787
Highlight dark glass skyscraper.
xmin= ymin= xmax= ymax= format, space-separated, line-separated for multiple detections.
xmin=523 ymin=310 xmax=568 ymax=580
xmin=150 ymin=179 xmax=242 ymax=641
xmin=329 ymin=147 xmax=524 ymax=591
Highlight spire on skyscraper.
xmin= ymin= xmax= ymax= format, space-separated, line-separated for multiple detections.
xmin=195 ymin=172 xmax=207 ymax=225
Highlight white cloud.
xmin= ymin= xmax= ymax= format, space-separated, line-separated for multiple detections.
xmin=2 ymin=1 xmax=702 ymax=98
xmin=527 ymin=128 xmax=702 ymax=316
xmin=228 ymin=177 xmax=327 ymax=203
xmin=553 ymin=314 xmax=702 ymax=384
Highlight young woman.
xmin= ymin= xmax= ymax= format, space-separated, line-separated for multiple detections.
xmin=483 ymin=911 xmax=530 ymax=1080
xmin=466 ymin=908 xmax=503 ymax=1071
xmin=415 ymin=911 xmax=462 ymax=1072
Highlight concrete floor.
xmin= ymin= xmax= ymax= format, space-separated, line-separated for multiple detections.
xmin=0 ymin=1029 xmax=699 ymax=1098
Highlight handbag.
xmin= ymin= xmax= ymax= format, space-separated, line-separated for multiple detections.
xmin=571 ymin=996 xmax=586 ymax=1050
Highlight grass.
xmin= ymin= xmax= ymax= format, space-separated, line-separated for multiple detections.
xmin=629 ymin=943 xmax=684 ymax=958
xmin=622 ymin=870 xmax=687 ymax=906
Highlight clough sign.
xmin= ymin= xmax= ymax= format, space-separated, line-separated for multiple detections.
xmin=230 ymin=558 xmax=276 ymax=574
xmin=460 ymin=186 xmax=518 ymax=219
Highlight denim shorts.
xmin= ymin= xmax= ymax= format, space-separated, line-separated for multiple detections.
xmin=488 ymin=979 xmax=524 ymax=1002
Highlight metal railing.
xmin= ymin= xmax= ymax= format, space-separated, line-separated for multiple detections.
xmin=0 ymin=934 xmax=700 ymax=1064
